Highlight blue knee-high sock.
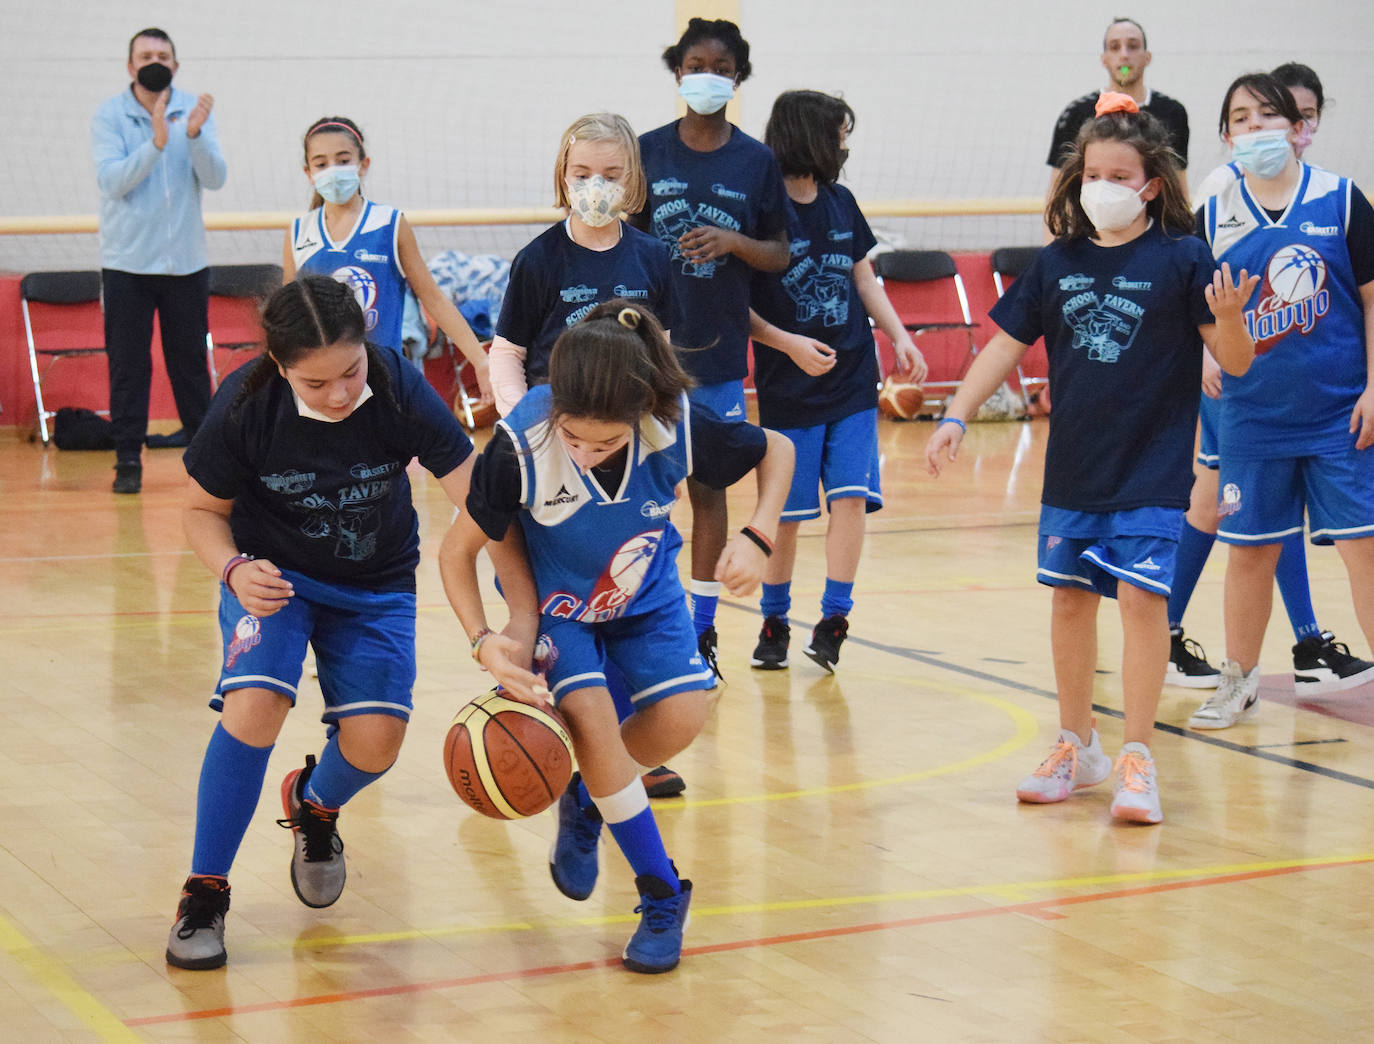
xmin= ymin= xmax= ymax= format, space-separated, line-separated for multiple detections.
xmin=1275 ymin=531 xmax=1320 ymax=641
xmin=820 ymin=578 xmax=854 ymax=620
xmin=690 ymin=580 xmax=720 ymax=635
xmin=303 ymin=732 xmax=388 ymax=809
xmin=595 ymin=784 xmax=679 ymax=890
xmin=191 ymin=722 xmax=273 ymax=878
xmin=760 ymin=581 xmax=791 ymax=621
xmin=1167 ymin=521 xmax=1216 ymax=629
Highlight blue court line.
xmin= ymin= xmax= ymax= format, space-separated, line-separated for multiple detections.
xmin=721 ymin=601 xmax=1374 ymax=792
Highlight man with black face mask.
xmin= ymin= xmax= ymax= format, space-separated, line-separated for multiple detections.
xmin=91 ymin=27 xmax=227 ymax=494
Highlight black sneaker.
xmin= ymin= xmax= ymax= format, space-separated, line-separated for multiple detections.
xmin=750 ymin=615 xmax=790 ymax=670
xmin=803 ymin=615 xmax=849 ymax=673
xmin=1293 ymin=632 xmax=1374 ymax=694
xmin=165 ymin=875 xmax=230 ymax=970
xmin=642 ymin=765 xmax=686 ymax=799
xmin=1166 ymin=627 xmax=1220 ymax=689
xmin=697 ymin=626 xmax=724 ymax=684
xmin=276 ymin=755 xmax=346 ymax=908
xmin=112 ymin=460 xmax=142 ymax=494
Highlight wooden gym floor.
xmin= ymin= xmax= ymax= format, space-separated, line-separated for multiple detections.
xmin=1 ymin=416 xmax=1372 ymax=1042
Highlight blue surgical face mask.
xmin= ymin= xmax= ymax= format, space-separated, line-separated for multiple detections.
xmin=1230 ymin=129 xmax=1292 ymax=179
xmin=313 ymin=164 xmax=360 ymax=205
xmin=678 ymin=72 xmax=736 ymax=115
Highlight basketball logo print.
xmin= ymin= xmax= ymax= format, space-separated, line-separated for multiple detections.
xmin=225 ymin=614 xmax=262 ymax=669
xmin=1218 ymin=482 xmax=1242 ymax=519
xmin=332 ymin=265 xmax=380 ymax=331
xmin=1266 ymin=244 xmax=1325 ymax=304
xmin=584 ymin=530 xmax=662 ymax=620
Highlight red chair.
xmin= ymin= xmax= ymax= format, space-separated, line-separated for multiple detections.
xmin=206 ymin=263 xmax=282 ymax=391
xmin=21 ymin=270 xmax=107 ymax=445
xmin=990 ymin=246 xmax=1049 ymax=407
xmin=871 ymin=250 xmax=980 ymax=410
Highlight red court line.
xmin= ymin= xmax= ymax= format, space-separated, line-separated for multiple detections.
xmin=125 ymin=855 xmax=1373 ymax=1027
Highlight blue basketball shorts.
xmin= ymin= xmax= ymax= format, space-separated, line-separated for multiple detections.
xmin=1216 ymin=447 xmax=1374 ymax=546
xmin=1036 ymin=505 xmax=1184 ymax=598
xmin=775 ymin=408 xmax=883 ymax=522
xmin=1196 ymin=394 xmax=1220 ymax=469
xmin=688 ymin=378 xmax=747 ymax=421
xmin=213 ymin=568 xmax=417 ymax=724
xmin=538 ymin=598 xmax=714 ymax=710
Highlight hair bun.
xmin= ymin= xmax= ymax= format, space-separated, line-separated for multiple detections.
xmin=1095 ymin=92 xmax=1140 ymax=116
xmin=616 ymin=307 xmax=641 ymax=330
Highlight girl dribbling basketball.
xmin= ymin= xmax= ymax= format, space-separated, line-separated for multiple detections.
xmin=439 ymin=300 xmax=792 ymax=973
xmin=925 ymin=94 xmax=1258 ymax=824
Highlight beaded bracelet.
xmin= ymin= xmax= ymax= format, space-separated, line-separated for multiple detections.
xmin=739 ymin=526 xmax=774 ymax=557
xmin=939 ymin=417 xmax=968 ymax=433
xmin=221 ymin=554 xmax=253 ymax=587
xmin=469 ymin=627 xmax=495 ymax=667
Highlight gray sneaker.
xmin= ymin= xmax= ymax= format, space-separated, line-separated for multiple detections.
xmin=1188 ymin=660 xmax=1260 ymax=729
xmin=165 ymin=875 xmax=230 ymax=970
xmin=276 ymin=755 xmax=346 ymax=908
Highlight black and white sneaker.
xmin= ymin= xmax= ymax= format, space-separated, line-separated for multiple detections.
xmin=1166 ymin=627 xmax=1220 ymax=688
xmin=697 ymin=626 xmax=724 ymax=685
xmin=1293 ymin=632 xmax=1374 ymax=694
xmin=803 ymin=615 xmax=849 ymax=673
xmin=750 ymin=615 xmax=790 ymax=670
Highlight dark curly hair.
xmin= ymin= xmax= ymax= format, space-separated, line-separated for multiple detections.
xmin=661 ymin=18 xmax=752 ymax=82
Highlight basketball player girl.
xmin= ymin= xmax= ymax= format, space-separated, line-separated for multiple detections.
xmin=1185 ymin=72 xmax=1374 ymax=730
xmin=628 ymin=17 xmax=790 ymax=678
xmin=924 ymin=94 xmax=1258 ymax=824
xmin=486 ymin=112 xmax=685 ymax=799
xmin=1169 ymin=64 xmax=1374 ymax=697
xmin=743 ymin=90 xmax=927 ymax=672
xmin=283 ymin=116 xmax=492 ymax=401
xmin=165 ymin=275 xmax=500 ymax=970
xmin=439 ymin=301 xmax=793 ymax=972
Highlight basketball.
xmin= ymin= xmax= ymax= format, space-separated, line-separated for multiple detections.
xmin=456 ymin=392 xmax=498 ymax=430
xmin=444 ymin=689 xmax=574 ymax=819
xmin=877 ymin=376 xmax=926 ymax=420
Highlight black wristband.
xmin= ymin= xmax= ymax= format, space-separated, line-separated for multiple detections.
xmin=739 ymin=526 xmax=773 ymax=556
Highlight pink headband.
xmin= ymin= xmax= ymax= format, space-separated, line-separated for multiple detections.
xmin=310 ymin=121 xmax=363 ymax=144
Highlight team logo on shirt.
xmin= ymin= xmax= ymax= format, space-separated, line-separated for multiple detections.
xmin=225 ymin=614 xmax=262 ymax=669
xmin=540 ymin=530 xmax=664 ymax=622
xmin=1059 ymin=274 xmax=1094 ymax=292
xmin=1246 ymin=243 xmax=1330 ymax=352
xmin=1062 ymin=288 xmax=1144 ymax=363
xmin=782 ymin=248 xmax=855 ymax=327
xmin=650 ymin=198 xmax=742 ymax=278
xmin=652 ymin=176 xmax=689 ymax=197
xmin=613 ymin=284 xmax=650 ymax=299
xmin=543 ymin=484 xmax=579 ymax=507
xmin=640 ymin=499 xmax=672 ymax=519
xmin=354 ymin=249 xmax=389 ymax=264
xmin=1299 ymin=221 xmax=1339 ymax=237
xmin=262 ymin=469 xmax=316 ymax=494
xmin=292 ymin=472 xmax=392 ymax=561
xmin=561 ymin=284 xmax=598 ymax=303
xmin=712 ymin=183 xmax=747 ymax=202
xmin=332 ymin=265 xmax=380 ymax=332
xmin=1216 ymin=214 xmax=1246 ymax=230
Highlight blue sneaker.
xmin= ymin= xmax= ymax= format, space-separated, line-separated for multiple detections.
xmin=549 ymin=773 xmax=602 ymax=901
xmin=623 ymin=874 xmax=692 ymax=974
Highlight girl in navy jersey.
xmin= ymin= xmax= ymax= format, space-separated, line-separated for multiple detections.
xmin=745 ymin=90 xmax=927 ymax=672
xmin=284 ymin=116 xmax=491 ymax=400
xmin=440 ymin=301 xmax=792 ymax=972
xmin=925 ymin=95 xmax=1258 ymax=824
xmin=1186 ymin=73 xmax=1374 ymax=730
xmin=164 ymin=276 xmax=481 ymax=970
xmin=629 ymin=18 xmax=790 ymax=677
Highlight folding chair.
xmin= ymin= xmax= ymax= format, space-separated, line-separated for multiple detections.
xmin=206 ymin=263 xmax=282 ymax=391
xmin=871 ymin=250 xmax=980 ymax=409
xmin=21 ymin=270 xmax=107 ymax=446
xmin=990 ymin=246 xmax=1049 ymax=406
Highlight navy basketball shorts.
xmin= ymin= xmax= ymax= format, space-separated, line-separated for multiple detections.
xmin=538 ymin=598 xmax=715 ymax=710
xmin=1036 ymin=505 xmax=1184 ymax=598
xmin=1196 ymin=393 xmax=1220 ymax=470
xmin=213 ymin=568 xmax=416 ymax=724
xmin=687 ymin=378 xmax=747 ymax=421
xmin=1216 ymin=446 xmax=1374 ymax=547
xmin=775 ymin=408 xmax=883 ymax=522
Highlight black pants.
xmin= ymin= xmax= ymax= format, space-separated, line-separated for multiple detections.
xmin=102 ymin=267 xmax=212 ymax=461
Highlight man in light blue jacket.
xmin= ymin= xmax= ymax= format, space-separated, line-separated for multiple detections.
xmin=92 ymin=27 xmax=227 ymax=494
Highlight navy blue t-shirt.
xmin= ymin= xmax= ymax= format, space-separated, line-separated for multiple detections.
xmin=750 ymin=183 xmax=880 ymax=428
xmin=989 ymin=222 xmax=1215 ymax=512
xmin=496 ymin=220 xmax=678 ymax=385
xmin=630 ymin=121 xmax=788 ymax=383
xmin=184 ymin=350 xmax=473 ymax=592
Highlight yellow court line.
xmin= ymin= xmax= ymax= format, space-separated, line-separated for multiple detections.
xmin=0 ymin=911 xmax=141 ymax=1042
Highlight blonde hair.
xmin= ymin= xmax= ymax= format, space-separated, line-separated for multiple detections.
xmin=552 ymin=113 xmax=645 ymax=215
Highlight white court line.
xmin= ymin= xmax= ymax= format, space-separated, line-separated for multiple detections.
xmin=0 ymin=550 xmax=196 ymax=564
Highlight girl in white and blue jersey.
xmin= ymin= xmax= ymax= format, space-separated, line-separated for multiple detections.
xmin=926 ymin=95 xmax=1258 ymax=824
xmin=283 ymin=116 xmax=491 ymax=400
xmin=1186 ymin=72 xmax=1374 ymax=730
xmin=440 ymin=301 xmax=792 ymax=973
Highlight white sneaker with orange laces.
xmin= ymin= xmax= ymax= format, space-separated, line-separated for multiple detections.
xmin=1110 ymin=742 xmax=1163 ymax=824
xmin=1016 ymin=728 xmax=1112 ymax=804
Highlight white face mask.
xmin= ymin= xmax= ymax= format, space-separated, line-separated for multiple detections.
xmin=565 ymin=174 xmax=626 ymax=228
xmin=1080 ymin=179 xmax=1148 ymax=232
